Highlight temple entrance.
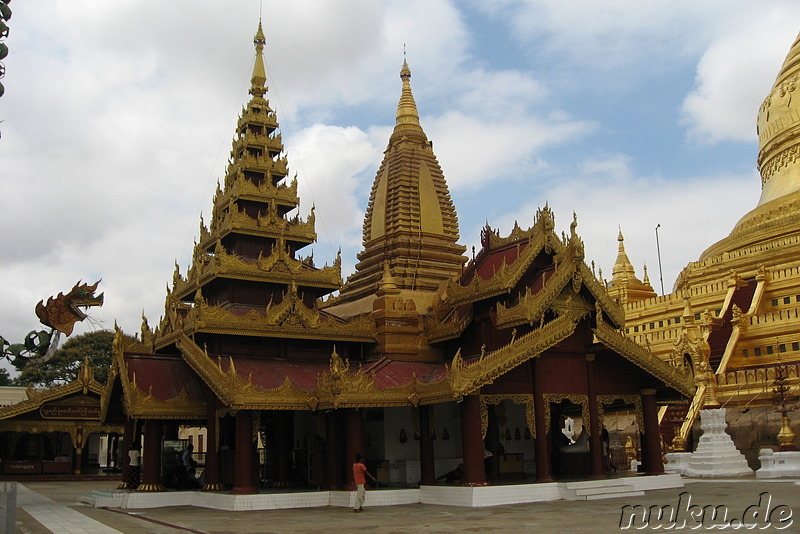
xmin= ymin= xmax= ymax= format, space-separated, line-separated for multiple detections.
xmin=480 ymin=396 xmax=535 ymax=481
xmin=548 ymin=397 xmax=590 ymax=478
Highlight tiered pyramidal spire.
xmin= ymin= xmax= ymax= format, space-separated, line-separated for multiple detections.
xmin=154 ymin=22 xmax=341 ymax=351
xmin=606 ymin=229 xmax=656 ymax=305
xmin=332 ymin=60 xmax=466 ymax=310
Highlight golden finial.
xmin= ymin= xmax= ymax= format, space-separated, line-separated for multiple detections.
xmin=250 ymin=19 xmax=268 ymax=98
xmin=393 ymin=54 xmax=422 ymax=136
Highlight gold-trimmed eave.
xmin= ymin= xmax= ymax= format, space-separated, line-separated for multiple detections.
xmin=208 ymin=209 xmax=316 ymax=246
xmin=0 ymin=361 xmax=106 ymax=421
xmin=593 ymin=319 xmax=695 ymax=396
xmin=425 ymin=306 xmax=474 ymax=344
xmin=445 ymin=228 xmax=561 ymax=307
xmin=236 ymin=102 xmax=279 ymax=131
xmin=112 ymin=327 xmax=208 ymax=420
xmin=448 ymin=307 xmax=581 ymax=397
xmin=171 ymin=246 xmax=342 ymax=301
xmin=178 ymin=295 xmax=376 ymax=343
xmin=231 ymin=131 xmax=284 ymax=159
xmin=177 ymin=332 xmax=454 ymax=410
xmin=494 ymin=252 xmax=579 ymax=329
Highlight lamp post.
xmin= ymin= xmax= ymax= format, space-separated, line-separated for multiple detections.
xmin=655 ymin=224 xmax=665 ymax=295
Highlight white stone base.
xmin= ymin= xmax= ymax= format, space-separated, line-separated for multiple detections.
xmin=83 ymin=474 xmax=684 ymax=510
xmin=756 ymin=449 xmax=800 ymax=478
xmin=684 ymin=408 xmax=752 ymax=477
xmin=664 ymin=452 xmax=692 ymax=476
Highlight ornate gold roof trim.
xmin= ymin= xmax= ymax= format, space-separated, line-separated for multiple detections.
xmin=425 ymin=306 xmax=474 ymax=344
xmin=176 ymin=335 xmax=453 ymax=410
xmin=495 ymin=254 xmax=578 ymax=329
xmin=592 ymin=319 xmax=695 ymax=396
xmin=172 ymin=240 xmax=341 ymax=300
xmin=445 ymin=229 xmax=556 ymax=306
xmin=0 ymin=359 xmax=106 ymax=421
xmin=449 ymin=309 xmax=580 ymax=397
xmin=215 ymin=171 xmax=296 ymax=209
xmin=207 ymin=200 xmax=315 ymax=243
xmin=170 ymin=286 xmax=375 ymax=342
xmin=112 ymin=328 xmax=207 ymax=420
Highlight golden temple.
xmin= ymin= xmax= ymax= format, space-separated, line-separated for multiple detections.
xmin=1 ymin=21 xmax=797 ymax=490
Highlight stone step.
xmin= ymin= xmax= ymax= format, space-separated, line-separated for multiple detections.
xmin=581 ymin=490 xmax=645 ymax=501
xmin=573 ymin=485 xmax=638 ymax=497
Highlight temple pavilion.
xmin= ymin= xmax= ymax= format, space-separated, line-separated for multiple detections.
xmin=105 ymin=22 xmax=693 ymax=493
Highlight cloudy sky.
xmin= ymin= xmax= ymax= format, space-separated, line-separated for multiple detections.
xmin=2 ymin=1 xmax=799 ymax=373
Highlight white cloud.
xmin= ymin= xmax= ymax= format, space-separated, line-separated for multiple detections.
xmin=682 ymin=8 xmax=800 ymax=143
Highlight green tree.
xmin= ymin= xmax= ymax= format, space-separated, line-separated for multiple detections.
xmin=13 ymin=330 xmax=114 ymax=387
xmin=0 ymin=367 xmax=12 ymax=386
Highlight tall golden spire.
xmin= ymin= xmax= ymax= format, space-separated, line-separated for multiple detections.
xmin=327 ymin=59 xmax=466 ymax=312
xmin=250 ymin=21 xmax=268 ymax=98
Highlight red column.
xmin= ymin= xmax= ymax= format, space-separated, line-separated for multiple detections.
xmin=203 ymin=407 xmax=224 ymax=491
xmin=460 ymin=395 xmax=487 ymax=486
xmin=530 ymin=360 xmax=552 ymax=482
xmin=118 ymin=419 xmax=135 ymax=489
xmin=232 ymin=410 xmax=258 ymax=494
xmin=586 ymin=354 xmax=605 ymax=479
xmin=324 ymin=411 xmax=342 ymax=490
xmin=641 ymin=389 xmax=665 ymax=475
xmin=274 ymin=411 xmax=294 ymax=487
xmin=419 ymin=405 xmax=436 ymax=485
xmin=343 ymin=409 xmax=365 ymax=491
xmin=138 ymin=420 xmax=165 ymax=492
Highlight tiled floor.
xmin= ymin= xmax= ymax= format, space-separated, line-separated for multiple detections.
xmin=15 ymin=484 xmax=123 ymax=534
xmin=12 ymin=477 xmax=800 ymax=534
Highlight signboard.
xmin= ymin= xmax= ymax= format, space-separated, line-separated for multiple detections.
xmin=40 ymin=404 xmax=100 ymax=420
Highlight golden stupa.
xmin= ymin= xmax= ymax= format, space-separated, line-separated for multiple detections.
xmin=614 ymin=31 xmax=800 ymax=452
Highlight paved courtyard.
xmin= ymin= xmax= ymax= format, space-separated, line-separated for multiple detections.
xmin=12 ymin=477 xmax=800 ymax=533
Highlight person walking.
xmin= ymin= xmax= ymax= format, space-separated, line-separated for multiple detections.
xmin=352 ymin=453 xmax=376 ymax=513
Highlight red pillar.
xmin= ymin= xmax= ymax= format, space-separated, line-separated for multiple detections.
xmin=232 ymin=410 xmax=258 ymax=494
xmin=586 ymin=354 xmax=605 ymax=479
xmin=274 ymin=410 xmax=294 ymax=487
xmin=641 ymin=389 xmax=665 ymax=475
xmin=118 ymin=419 xmax=135 ymax=489
xmin=138 ymin=419 xmax=165 ymax=492
xmin=419 ymin=405 xmax=436 ymax=485
xmin=530 ymin=360 xmax=552 ymax=482
xmin=324 ymin=411 xmax=342 ymax=490
xmin=460 ymin=395 xmax=487 ymax=486
xmin=203 ymin=407 xmax=224 ymax=491
xmin=343 ymin=409 xmax=365 ymax=491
